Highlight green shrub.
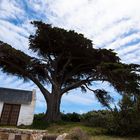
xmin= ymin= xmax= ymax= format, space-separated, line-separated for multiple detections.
xmin=31 ymin=113 xmax=50 ymax=129
xmin=31 ymin=95 xmax=140 ymax=136
xmin=81 ymin=110 xmax=111 ymax=128
xmin=61 ymin=112 xmax=81 ymax=122
xmin=107 ymin=95 xmax=140 ymax=136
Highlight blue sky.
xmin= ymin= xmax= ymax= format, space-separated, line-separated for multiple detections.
xmin=0 ymin=0 xmax=140 ymax=114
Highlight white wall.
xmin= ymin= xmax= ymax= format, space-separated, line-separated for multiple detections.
xmin=0 ymin=102 xmax=3 ymax=117
xmin=17 ymin=90 xmax=36 ymax=126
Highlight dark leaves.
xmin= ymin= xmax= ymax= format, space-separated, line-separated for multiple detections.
xmin=94 ymin=89 xmax=113 ymax=109
xmin=0 ymin=42 xmax=31 ymax=79
xmin=0 ymin=21 xmax=140 ymax=102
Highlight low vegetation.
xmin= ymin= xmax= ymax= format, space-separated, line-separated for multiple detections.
xmin=21 ymin=94 xmax=140 ymax=140
xmin=28 ymin=121 xmax=140 ymax=140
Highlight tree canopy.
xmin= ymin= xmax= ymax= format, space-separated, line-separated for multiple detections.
xmin=0 ymin=21 xmax=140 ymax=121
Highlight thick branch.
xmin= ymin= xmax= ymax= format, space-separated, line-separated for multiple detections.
xmin=43 ymin=68 xmax=57 ymax=87
xmin=61 ymin=79 xmax=88 ymax=94
xmin=28 ymin=75 xmax=50 ymax=97
xmin=61 ymin=55 xmax=71 ymax=74
xmin=61 ymin=76 xmax=108 ymax=95
xmin=62 ymin=63 xmax=95 ymax=84
xmin=60 ymin=55 xmax=72 ymax=84
xmin=84 ymin=84 xmax=95 ymax=92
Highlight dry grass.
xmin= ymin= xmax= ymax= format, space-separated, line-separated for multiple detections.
xmin=45 ymin=122 xmax=140 ymax=140
xmin=65 ymin=127 xmax=90 ymax=140
xmin=3 ymin=122 xmax=139 ymax=140
xmin=91 ymin=135 xmax=140 ymax=140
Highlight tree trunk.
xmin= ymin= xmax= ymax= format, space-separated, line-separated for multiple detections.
xmin=44 ymin=91 xmax=62 ymax=122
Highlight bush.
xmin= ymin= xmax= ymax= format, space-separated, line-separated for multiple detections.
xmin=106 ymin=95 xmax=140 ymax=136
xmin=31 ymin=113 xmax=50 ymax=129
xmin=61 ymin=112 xmax=81 ymax=122
xmin=31 ymin=95 xmax=140 ymax=136
xmin=81 ymin=110 xmax=111 ymax=128
xmin=81 ymin=95 xmax=140 ymax=136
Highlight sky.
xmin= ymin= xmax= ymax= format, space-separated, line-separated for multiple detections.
xmin=0 ymin=0 xmax=140 ymax=114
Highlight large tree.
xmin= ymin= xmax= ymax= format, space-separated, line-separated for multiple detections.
xmin=0 ymin=21 xmax=140 ymax=121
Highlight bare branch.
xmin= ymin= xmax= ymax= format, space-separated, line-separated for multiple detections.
xmin=59 ymin=55 xmax=72 ymax=84
xmin=84 ymin=84 xmax=96 ymax=92
xmin=84 ymin=84 xmax=113 ymax=110
xmin=62 ymin=56 xmax=71 ymax=74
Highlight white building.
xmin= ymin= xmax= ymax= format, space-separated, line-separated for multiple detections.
xmin=0 ymin=88 xmax=36 ymax=126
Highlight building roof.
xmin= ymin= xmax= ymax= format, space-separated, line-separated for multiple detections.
xmin=0 ymin=88 xmax=32 ymax=104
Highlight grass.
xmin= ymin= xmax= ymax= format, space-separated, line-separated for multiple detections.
xmin=1 ymin=122 xmax=140 ymax=140
xmin=91 ymin=136 xmax=140 ymax=140
xmin=29 ymin=122 xmax=140 ymax=140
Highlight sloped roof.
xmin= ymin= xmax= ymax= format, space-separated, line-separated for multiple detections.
xmin=0 ymin=88 xmax=32 ymax=104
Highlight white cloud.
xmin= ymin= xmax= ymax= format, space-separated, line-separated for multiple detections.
xmin=46 ymin=0 xmax=140 ymax=64
xmin=118 ymin=43 xmax=140 ymax=56
xmin=0 ymin=20 xmax=29 ymax=51
xmin=62 ymin=92 xmax=96 ymax=105
xmin=0 ymin=0 xmax=24 ymax=20
xmin=121 ymin=50 xmax=140 ymax=64
xmin=106 ymin=33 xmax=140 ymax=50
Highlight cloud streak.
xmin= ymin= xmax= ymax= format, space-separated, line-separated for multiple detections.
xmin=0 ymin=0 xmax=140 ymax=113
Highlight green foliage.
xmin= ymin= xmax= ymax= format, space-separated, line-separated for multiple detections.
xmin=30 ymin=21 xmax=93 ymax=57
xmin=31 ymin=106 xmax=140 ymax=136
xmin=29 ymin=21 xmax=140 ymax=101
xmin=61 ymin=112 xmax=81 ymax=122
xmin=94 ymin=90 xmax=113 ymax=109
xmin=81 ymin=110 xmax=111 ymax=128
xmin=107 ymin=95 xmax=140 ymax=136
xmin=31 ymin=113 xmax=50 ymax=129
xmin=0 ymin=42 xmax=31 ymax=80
xmin=80 ymin=96 xmax=140 ymax=136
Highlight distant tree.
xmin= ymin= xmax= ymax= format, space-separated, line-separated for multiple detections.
xmin=0 ymin=21 xmax=140 ymax=122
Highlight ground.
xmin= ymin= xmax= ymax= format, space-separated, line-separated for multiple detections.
xmin=31 ymin=122 xmax=140 ymax=140
xmin=1 ymin=122 xmax=140 ymax=140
